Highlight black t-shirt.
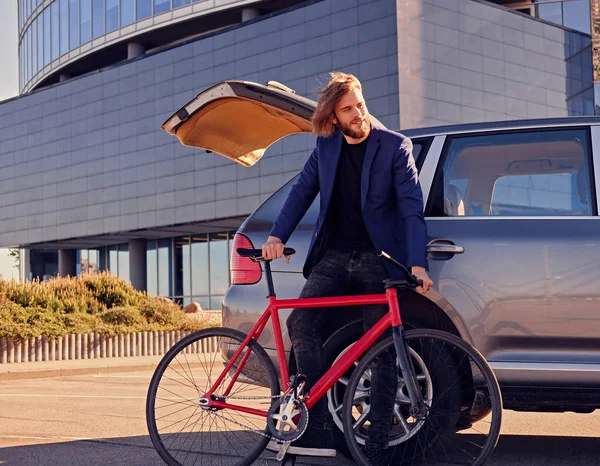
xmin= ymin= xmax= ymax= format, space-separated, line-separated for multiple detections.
xmin=326 ymin=136 xmax=375 ymax=251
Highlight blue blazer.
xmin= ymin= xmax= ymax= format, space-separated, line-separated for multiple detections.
xmin=270 ymin=126 xmax=428 ymax=279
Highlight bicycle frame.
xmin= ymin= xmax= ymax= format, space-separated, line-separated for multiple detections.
xmin=205 ymin=285 xmax=404 ymax=417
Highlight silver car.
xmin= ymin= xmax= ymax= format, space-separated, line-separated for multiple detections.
xmin=164 ymin=80 xmax=600 ymax=423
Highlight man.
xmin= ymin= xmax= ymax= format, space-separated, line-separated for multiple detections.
xmin=262 ymin=72 xmax=433 ymax=460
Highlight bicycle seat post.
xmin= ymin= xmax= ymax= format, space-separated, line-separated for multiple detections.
xmin=263 ymin=260 xmax=276 ymax=297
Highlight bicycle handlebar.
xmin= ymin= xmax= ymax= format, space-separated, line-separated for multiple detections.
xmin=378 ymin=251 xmax=423 ymax=288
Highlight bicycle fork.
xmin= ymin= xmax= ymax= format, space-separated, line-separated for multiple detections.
xmin=392 ymin=326 xmax=428 ymax=419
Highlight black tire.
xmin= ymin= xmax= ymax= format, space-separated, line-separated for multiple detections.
xmin=146 ymin=327 xmax=280 ymax=466
xmin=342 ymin=329 xmax=502 ymax=466
xmin=323 ymin=320 xmax=364 ymax=457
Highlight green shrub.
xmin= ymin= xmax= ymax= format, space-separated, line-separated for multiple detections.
xmin=81 ymin=272 xmax=143 ymax=309
xmin=0 ymin=273 xmax=216 ymax=338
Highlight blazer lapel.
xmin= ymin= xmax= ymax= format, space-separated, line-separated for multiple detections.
xmin=361 ymin=127 xmax=381 ymax=211
xmin=320 ymin=132 xmax=343 ymax=213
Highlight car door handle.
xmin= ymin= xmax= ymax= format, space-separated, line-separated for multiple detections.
xmin=427 ymin=241 xmax=465 ymax=254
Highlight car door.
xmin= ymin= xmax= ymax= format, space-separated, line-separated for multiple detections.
xmin=161 ymin=80 xmax=385 ymax=166
xmin=423 ymin=124 xmax=600 ymax=388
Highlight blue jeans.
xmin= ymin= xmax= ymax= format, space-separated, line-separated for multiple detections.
xmin=287 ymin=248 xmax=396 ymax=446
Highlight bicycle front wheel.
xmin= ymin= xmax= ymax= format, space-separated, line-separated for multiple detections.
xmin=342 ymin=329 xmax=502 ymax=466
xmin=146 ymin=327 xmax=280 ymax=466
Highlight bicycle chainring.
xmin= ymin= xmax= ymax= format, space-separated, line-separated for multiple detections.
xmin=267 ymin=396 xmax=309 ymax=442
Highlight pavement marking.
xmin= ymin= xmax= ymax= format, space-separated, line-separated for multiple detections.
xmin=0 ymin=394 xmax=146 ymax=399
xmin=0 ymin=435 xmax=93 ymax=441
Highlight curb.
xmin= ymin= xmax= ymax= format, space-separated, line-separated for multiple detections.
xmin=0 ymin=361 xmax=162 ymax=381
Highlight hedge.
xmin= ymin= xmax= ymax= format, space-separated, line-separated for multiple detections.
xmin=0 ymin=272 xmax=216 ymax=339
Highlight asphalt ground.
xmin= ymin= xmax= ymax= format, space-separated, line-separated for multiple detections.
xmin=0 ymin=368 xmax=599 ymax=465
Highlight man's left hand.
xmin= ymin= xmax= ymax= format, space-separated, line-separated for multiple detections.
xmin=411 ymin=266 xmax=433 ymax=294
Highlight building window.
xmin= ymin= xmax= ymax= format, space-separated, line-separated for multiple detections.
xmin=80 ymin=0 xmax=91 ymax=43
xmin=535 ymin=0 xmax=591 ymax=34
xmin=44 ymin=7 xmax=51 ymax=67
xmin=92 ymin=0 xmax=104 ymax=38
xmin=31 ymin=18 xmax=37 ymax=77
xmin=157 ymin=238 xmax=172 ymax=297
xmin=173 ymin=0 xmax=190 ymax=7
xmin=144 ymin=232 xmax=235 ymax=309
xmin=106 ymin=0 xmax=118 ymax=32
xmin=77 ymin=249 xmax=100 ymax=275
xmin=147 ymin=240 xmax=158 ymax=295
xmin=137 ymin=0 xmax=152 ymax=20
xmin=51 ymin=1 xmax=59 ymax=60
xmin=98 ymin=244 xmax=130 ymax=281
xmin=60 ymin=0 xmax=69 ymax=55
xmin=429 ymin=129 xmax=594 ymax=217
xmin=121 ymin=0 xmax=134 ymax=26
xmin=209 ymin=232 xmax=230 ymax=310
xmin=69 ymin=0 xmax=79 ymax=48
xmin=37 ymin=15 xmax=43 ymax=73
xmin=154 ymin=0 xmax=170 ymax=15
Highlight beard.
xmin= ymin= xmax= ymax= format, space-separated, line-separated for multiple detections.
xmin=336 ymin=116 xmax=370 ymax=139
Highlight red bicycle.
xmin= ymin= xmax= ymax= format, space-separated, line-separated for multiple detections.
xmin=146 ymin=248 xmax=502 ymax=466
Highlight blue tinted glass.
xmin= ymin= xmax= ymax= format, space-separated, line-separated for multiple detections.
xmin=137 ymin=0 xmax=152 ymax=20
xmin=51 ymin=2 xmax=59 ymax=60
xmin=26 ymin=29 xmax=30 ymax=82
xmin=147 ymin=240 xmax=157 ymax=295
xmin=109 ymin=247 xmax=118 ymax=276
xmin=158 ymin=238 xmax=172 ymax=297
xmin=70 ymin=0 xmax=79 ymax=48
xmin=209 ymin=233 xmax=229 ymax=297
xmin=37 ymin=16 xmax=43 ymax=72
xmin=60 ymin=0 xmax=69 ymax=54
xmin=118 ymin=245 xmax=129 ymax=281
xmin=154 ymin=0 xmax=170 ymax=14
xmin=106 ymin=0 xmax=118 ymax=31
xmin=121 ymin=0 xmax=134 ymax=26
xmin=80 ymin=0 xmax=91 ymax=42
xmin=92 ymin=0 xmax=104 ymax=38
xmin=183 ymin=242 xmax=191 ymax=297
xmin=563 ymin=0 xmax=590 ymax=34
xmin=44 ymin=7 xmax=51 ymax=66
xmin=32 ymin=20 xmax=37 ymax=77
xmin=191 ymin=236 xmax=208 ymax=296
xmin=173 ymin=0 xmax=190 ymax=7
xmin=537 ymin=3 xmax=562 ymax=26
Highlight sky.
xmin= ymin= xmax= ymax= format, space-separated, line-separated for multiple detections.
xmin=0 ymin=2 xmax=18 ymax=101
xmin=0 ymin=1 xmax=19 ymax=279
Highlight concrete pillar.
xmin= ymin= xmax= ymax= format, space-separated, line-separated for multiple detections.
xmin=58 ymin=249 xmax=77 ymax=277
xmin=127 ymin=42 xmax=145 ymax=59
xmin=129 ymin=239 xmax=147 ymax=292
xmin=242 ymin=7 xmax=259 ymax=21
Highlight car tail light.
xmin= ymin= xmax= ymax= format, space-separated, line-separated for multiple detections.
xmin=231 ymin=233 xmax=262 ymax=285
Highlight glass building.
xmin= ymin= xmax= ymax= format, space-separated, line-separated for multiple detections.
xmin=4 ymin=0 xmax=596 ymax=311
xmin=17 ymin=0 xmax=296 ymax=92
xmin=28 ymin=230 xmax=237 ymax=310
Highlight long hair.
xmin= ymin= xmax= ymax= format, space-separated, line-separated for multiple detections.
xmin=311 ymin=72 xmax=362 ymax=137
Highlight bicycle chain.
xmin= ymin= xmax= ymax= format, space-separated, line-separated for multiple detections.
xmin=204 ymin=393 xmax=306 ymax=442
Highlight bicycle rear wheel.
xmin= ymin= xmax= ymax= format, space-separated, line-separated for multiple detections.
xmin=342 ymin=329 xmax=502 ymax=466
xmin=146 ymin=327 xmax=280 ymax=466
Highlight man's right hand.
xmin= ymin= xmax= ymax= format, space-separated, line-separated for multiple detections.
xmin=261 ymin=236 xmax=289 ymax=263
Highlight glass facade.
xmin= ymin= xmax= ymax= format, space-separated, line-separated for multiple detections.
xmin=147 ymin=232 xmax=235 ymax=310
xmin=19 ymin=0 xmax=203 ymax=91
xmin=535 ymin=0 xmax=591 ymax=34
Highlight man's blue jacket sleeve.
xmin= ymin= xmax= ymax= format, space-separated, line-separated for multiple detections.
xmin=269 ymin=145 xmax=320 ymax=244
